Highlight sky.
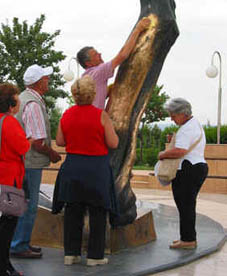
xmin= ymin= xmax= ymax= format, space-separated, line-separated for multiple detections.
xmin=1 ymin=0 xmax=227 ymax=126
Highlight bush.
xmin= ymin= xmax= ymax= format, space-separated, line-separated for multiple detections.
xmin=220 ymin=125 xmax=227 ymax=143
xmin=135 ymin=147 xmax=160 ymax=167
xmin=160 ymin=125 xmax=178 ymax=149
xmin=204 ymin=125 xmax=217 ymax=144
xmin=204 ymin=125 xmax=227 ymax=144
xmin=134 ymin=124 xmax=227 ymax=168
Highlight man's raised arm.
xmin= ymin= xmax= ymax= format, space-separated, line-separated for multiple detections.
xmin=111 ymin=17 xmax=151 ymax=70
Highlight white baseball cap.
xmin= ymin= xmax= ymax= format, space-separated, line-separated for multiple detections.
xmin=23 ymin=64 xmax=53 ymax=85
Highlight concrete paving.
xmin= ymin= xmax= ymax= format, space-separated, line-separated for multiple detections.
xmin=11 ymin=186 xmax=226 ymax=276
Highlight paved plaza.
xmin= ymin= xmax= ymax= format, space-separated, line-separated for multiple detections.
xmin=10 ymin=185 xmax=227 ymax=276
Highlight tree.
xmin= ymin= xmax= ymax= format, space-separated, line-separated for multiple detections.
xmin=138 ymin=85 xmax=169 ymax=163
xmin=50 ymin=106 xmax=62 ymax=139
xmin=0 ymin=14 xmax=68 ymax=111
xmin=149 ymin=124 xmax=162 ymax=148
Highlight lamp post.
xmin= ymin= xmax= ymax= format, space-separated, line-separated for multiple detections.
xmin=206 ymin=51 xmax=222 ymax=144
xmin=63 ymin=57 xmax=79 ymax=82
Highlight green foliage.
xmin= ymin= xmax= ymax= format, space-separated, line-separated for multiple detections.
xmin=0 ymin=14 xmax=68 ymax=111
xmin=204 ymin=125 xmax=227 ymax=144
xmin=49 ymin=106 xmax=62 ymax=139
xmin=220 ymin=125 xmax=227 ymax=144
xmin=159 ymin=125 xmax=179 ymax=149
xmin=135 ymin=146 xmax=160 ymax=167
xmin=141 ymin=85 xmax=170 ymax=125
xmin=203 ymin=125 xmax=217 ymax=144
xmin=150 ymin=124 xmax=162 ymax=147
xmin=133 ymin=165 xmax=153 ymax=170
xmin=136 ymin=123 xmax=227 ymax=168
xmin=138 ymin=85 xmax=170 ymax=164
xmin=67 ymin=94 xmax=74 ymax=107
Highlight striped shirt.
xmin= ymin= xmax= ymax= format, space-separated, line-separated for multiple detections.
xmin=22 ymin=88 xmax=47 ymax=140
xmin=82 ymin=61 xmax=114 ymax=109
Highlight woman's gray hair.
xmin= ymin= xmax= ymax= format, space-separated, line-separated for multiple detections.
xmin=164 ymin=98 xmax=192 ymax=116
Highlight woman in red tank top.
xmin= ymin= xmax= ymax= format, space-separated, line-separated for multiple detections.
xmin=0 ymin=83 xmax=32 ymax=276
xmin=54 ymin=75 xmax=118 ymax=267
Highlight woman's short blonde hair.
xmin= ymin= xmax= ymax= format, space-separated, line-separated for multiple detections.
xmin=71 ymin=75 xmax=96 ymax=105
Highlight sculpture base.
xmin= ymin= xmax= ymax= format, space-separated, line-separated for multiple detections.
xmin=31 ymin=204 xmax=156 ymax=254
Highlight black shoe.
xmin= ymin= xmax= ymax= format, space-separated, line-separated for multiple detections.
xmin=10 ymin=249 xmax=42 ymax=259
xmin=29 ymin=245 xmax=42 ymax=253
xmin=0 ymin=272 xmax=9 ymax=276
xmin=7 ymin=270 xmax=24 ymax=276
xmin=6 ymin=261 xmax=23 ymax=276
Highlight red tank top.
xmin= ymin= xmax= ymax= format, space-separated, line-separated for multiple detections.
xmin=61 ymin=105 xmax=108 ymax=155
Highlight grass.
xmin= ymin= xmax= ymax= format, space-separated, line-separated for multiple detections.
xmin=133 ymin=165 xmax=153 ymax=170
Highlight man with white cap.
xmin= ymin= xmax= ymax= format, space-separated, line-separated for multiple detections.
xmin=10 ymin=64 xmax=61 ymax=258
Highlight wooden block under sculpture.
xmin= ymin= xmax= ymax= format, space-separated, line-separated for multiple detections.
xmin=31 ymin=205 xmax=156 ymax=254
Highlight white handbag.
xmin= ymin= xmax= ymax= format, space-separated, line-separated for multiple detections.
xmin=156 ymin=131 xmax=203 ymax=185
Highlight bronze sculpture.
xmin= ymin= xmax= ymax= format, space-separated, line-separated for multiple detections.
xmin=108 ymin=0 xmax=179 ymax=226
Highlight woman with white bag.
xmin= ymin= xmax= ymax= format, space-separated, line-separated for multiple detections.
xmin=158 ymin=98 xmax=208 ymax=249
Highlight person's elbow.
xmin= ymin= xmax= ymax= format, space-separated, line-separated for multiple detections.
xmin=117 ymin=52 xmax=128 ymax=63
xmin=107 ymin=136 xmax=119 ymax=149
xmin=56 ymin=137 xmax=65 ymax=147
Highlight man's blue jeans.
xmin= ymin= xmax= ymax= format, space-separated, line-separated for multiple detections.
xmin=11 ymin=168 xmax=42 ymax=252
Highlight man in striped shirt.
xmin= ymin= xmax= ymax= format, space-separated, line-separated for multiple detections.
xmin=11 ymin=64 xmax=61 ymax=259
xmin=77 ymin=17 xmax=150 ymax=110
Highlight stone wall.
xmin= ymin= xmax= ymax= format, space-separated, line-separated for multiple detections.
xmin=131 ymin=144 xmax=227 ymax=194
xmin=42 ymin=142 xmax=227 ymax=194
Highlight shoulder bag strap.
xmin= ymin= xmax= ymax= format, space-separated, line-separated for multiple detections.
xmin=187 ymin=125 xmax=203 ymax=154
xmin=172 ymin=125 xmax=203 ymax=156
xmin=167 ymin=132 xmax=176 ymax=150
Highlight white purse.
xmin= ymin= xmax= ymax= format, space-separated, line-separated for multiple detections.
xmin=156 ymin=131 xmax=203 ymax=185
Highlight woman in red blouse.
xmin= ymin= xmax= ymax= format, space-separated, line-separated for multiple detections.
xmin=0 ymin=83 xmax=31 ymax=276
xmin=54 ymin=75 xmax=119 ymax=267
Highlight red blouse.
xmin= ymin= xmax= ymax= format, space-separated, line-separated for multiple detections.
xmin=0 ymin=114 xmax=30 ymax=189
xmin=61 ymin=105 xmax=108 ymax=155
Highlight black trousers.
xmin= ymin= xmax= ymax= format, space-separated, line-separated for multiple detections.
xmin=172 ymin=160 xmax=208 ymax=242
xmin=0 ymin=215 xmax=18 ymax=275
xmin=64 ymin=202 xmax=107 ymax=259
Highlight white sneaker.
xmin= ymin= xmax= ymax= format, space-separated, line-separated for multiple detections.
xmin=87 ymin=258 xmax=108 ymax=266
xmin=64 ymin=255 xmax=81 ymax=265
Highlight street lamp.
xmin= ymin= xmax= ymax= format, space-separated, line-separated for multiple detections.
xmin=63 ymin=57 xmax=79 ymax=82
xmin=206 ymin=51 xmax=222 ymax=144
